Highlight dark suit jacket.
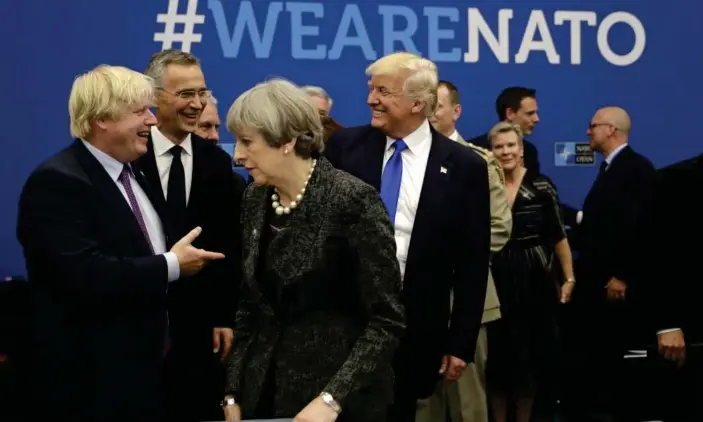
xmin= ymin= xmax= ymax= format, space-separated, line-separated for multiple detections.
xmin=326 ymin=125 xmax=490 ymax=397
xmin=469 ymin=132 xmax=541 ymax=175
xmin=641 ymin=154 xmax=703 ymax=343
xmin=16 ymin=140 xmax=171 ymax=421
xmin=134 ymin=134 xmax=246 ymax=347
xmin=225 ymin=157 xmax=405 ymax=421
xmin=574 ymin=145 xmax=656 ymax=301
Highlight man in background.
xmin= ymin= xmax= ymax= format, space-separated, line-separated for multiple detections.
xmin=301 ymin=85 xmax=333 ymax=116
xmin=562 ymin=106 xmax=656 ymax=422
xmin=195 ymin=95 xmax=221 ymax=144
xmin=138 ymin=49 xmax=246 ymax=421
xmin=427 ymin=79 xmax=511 ymax=422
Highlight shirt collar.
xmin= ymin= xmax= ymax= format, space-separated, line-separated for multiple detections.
xmin=605 ymin=143 xmax=628 ymax=165
xmin=151 ymin=126 xmax=193 ymax=157
xmin=385 ymin=119 xmax=432 ymax=154
xmin=448 ymin=130 xmax=459 ymax=141
xmin=81 ymin=139 xmax=125 ymax=182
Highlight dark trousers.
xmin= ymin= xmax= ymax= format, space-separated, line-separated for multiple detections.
xmin=161 ymin=348 xmax=225 ymax=422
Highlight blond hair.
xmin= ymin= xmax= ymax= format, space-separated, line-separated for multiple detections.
xmin=366 ymin=52 xmax=438 ymax=117
xmin=69 ymin=65 xmax=155 ymax=138
xmin=227 ymin=78 xmax=324 ymax=158
xmin=488 ymin=121 xmax=523 ymax=146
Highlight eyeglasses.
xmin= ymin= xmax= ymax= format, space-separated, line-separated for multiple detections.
xmin=588 ymin=122 xmax=611 ymax=130
xmin=158 ymin=88 xmax=212 ymax=101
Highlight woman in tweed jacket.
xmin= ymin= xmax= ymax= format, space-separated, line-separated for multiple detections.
xmin=221 ymin=79 xmax=405 ymax=422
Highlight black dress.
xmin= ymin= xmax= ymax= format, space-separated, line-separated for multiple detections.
xmin=487 ymin=174 xmax=566 ymax=392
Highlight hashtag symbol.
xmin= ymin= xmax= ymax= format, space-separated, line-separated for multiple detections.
xmin=154 ymin=0 xmax=206 ymax=53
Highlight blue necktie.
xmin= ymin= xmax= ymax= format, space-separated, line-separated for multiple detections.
xmin=380 ymin=139 xmax=407 ymax=223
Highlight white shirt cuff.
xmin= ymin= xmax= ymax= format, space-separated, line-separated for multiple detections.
xmin=576 ymin=210 xmax=583 ymax=225
xmin=657 ymin=328 xmax=681 ymax=335
xmin=163 ymin=252 xmax=181 ymax=282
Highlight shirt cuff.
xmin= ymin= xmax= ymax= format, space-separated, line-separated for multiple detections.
xmin=163 ymin=252 xmax=181 ymax=282
xmin=576 ymin=210 xmax=583 ymax=225
xmin=657 ymin=328 xmax=681 ymax=335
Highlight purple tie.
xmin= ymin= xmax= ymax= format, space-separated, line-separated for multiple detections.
xmin=118 ymin=165 xmax=154 ymax=254
xmin=118 ymin=165 xmax=170 ymax=356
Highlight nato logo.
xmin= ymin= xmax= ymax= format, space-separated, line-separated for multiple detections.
xmin=554 ymin=142 xmax=596 ymax=167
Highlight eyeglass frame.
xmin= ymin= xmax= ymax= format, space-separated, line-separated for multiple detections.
xmin=157 ymin=87 xmax=212 ymax=101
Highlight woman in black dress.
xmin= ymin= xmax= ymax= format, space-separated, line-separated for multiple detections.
xmin=486 ymin=122 xmax=575 ymax=422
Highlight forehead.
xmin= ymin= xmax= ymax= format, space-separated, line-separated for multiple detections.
xmin=161 ymin=64 xmax=206 ymax=90
xmin=200 ymin=105 xmax=220 ymax=122
xmin=494 ymin=131 xmax=519 ymax=143
xmin=437 ymin=86 xmax=452 ymax=103
xmin=519 ymin=97 xmax=538 ymax=111
xmin=309 ymin=95 xmax=328 ymax=110
xmin=370 ymin=73 xmax=404 ymax=90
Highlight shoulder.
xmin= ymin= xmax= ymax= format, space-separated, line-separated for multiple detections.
xmin=622 ymin=146 xmax=655 ymax=171
xmin=531 ymin=174 xmax=559 ymax=199
xmin=26 ymin=145 xmax=86 ymax=188
xmin=193 ymin=135 xmax=233 ymax=165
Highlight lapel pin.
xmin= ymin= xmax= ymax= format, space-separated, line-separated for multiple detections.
xmin=440 ymin=166 xmax=448 ymax=174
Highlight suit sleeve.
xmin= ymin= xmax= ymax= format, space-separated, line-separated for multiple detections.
xmin=611 ymin=163 xmax=656 ymax=284
xmin=642 ymin=170 xmax=684 ymax=332
xmin=447 ymin=157 xmax=491 ymax=361
xmin=323 ymin=183 xmax=406 ymax=405
xmin=323 ymin=131 xmax=344 ymax=169
xmin=224 ymin=185 xmax=257 ymax=395
xmin=16 ymin=169 xmax=167 ymax=304
xmin=210 ymin=159 xmax=247 ymax=328
xmin=488 ymin=160 xmax=511 ymax=254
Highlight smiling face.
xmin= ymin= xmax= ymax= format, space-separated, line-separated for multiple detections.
xmin=154 ymin=64 xmax=207 ymax=142
xmin=97 ymin=102 xmax=157 ymax=163
xmin=491 ymin=130 xmax=523 ymax=171
xmin=367 ymin=72 xmax=425 ymax=139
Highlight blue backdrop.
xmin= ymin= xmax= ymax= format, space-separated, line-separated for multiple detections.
xmin=2 ymin=0 xmax=702 ymax=277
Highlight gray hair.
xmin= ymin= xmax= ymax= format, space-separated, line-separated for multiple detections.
xmin=227 ymin=78 xmax=324 ymax=158
xmin=300 ymin=85 xmax=333 ymax=110
xmin=145 ymin=49 xmax=200 ymax=87
xmin=488 ymin=121 xmax=523 ymax=145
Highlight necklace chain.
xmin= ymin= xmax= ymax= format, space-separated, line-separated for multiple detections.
xmin=271 ymin=159 xmax=317 ymax=215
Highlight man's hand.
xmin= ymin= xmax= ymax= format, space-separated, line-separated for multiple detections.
xmin=439 ymin=355 xmax=467 ymax=381
xmin=658 ymin=329 xmax=686 ymax=367
xmin=170 ymin=227 xmax=225 ymax=276
xmin=213 ymin=327 xmax=234 ymax=360
xmin=605 ymin=277 xmax=627 ymax=301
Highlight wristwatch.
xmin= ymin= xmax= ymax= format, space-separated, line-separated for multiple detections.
xmin=320 ymin=392 xmax=342 ymax=414
xmin=221 ymin=396 xmax=237 ymax=408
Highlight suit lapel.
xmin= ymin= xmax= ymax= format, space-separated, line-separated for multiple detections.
xmin=71 ymin=141 xmax=152 ymax=256
xmin=404 ymin=129 xmax=452 ymax=278
xmin=352 ymin=127 xmax=387 ymax=190
xmin=188 ymin=136 xmax=205 ymax=215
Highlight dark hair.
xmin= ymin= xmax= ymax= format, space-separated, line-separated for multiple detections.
xmin=438 ymin=80 xmax=460 ymax=105
xmin=495 ymin=87 xmax=536 ymax=121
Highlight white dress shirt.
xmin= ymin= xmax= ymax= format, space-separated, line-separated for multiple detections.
xmin=151 ymin=126 xmax=194 ymax=204
xmin=383 ymin=119 xmax=433 ymax=280
xmin=448 ymin=129 xmax=459 ymax=141
xmin=81 ymin=140 xmax=180 ymax=282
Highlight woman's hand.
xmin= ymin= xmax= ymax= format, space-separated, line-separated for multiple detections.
xmin=560 ymin=280 xmax=575 ymax=303
xmin=223 ymin=403 xmax=241 ymax=421
xmin=294 ymin=396 xmax=339 ymax=422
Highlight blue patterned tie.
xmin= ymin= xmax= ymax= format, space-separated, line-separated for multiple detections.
xmin=380 ymin=139 xmax=407 ymax=223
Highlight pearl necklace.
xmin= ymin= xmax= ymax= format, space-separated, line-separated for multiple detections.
xmin=271 ymin=159 xmax=317 ymax=215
